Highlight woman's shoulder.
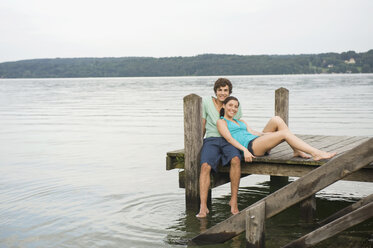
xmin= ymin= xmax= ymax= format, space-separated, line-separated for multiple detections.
xmin=237 ymin=119 xmax=247 ymax=126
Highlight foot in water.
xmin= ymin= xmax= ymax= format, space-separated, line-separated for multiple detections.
xmin=196 ymin=209 xmax=209 ymax=218
xmin=313 ymin=151 xmax=337 ymax=161
xmin=229 ymin=200 xmax=240 ymax=215
xmin=293 ymin=150 xmax=311 ymax=159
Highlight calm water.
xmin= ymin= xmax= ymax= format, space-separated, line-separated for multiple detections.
xmin=0 ymin=74 xmax=372 ymax=247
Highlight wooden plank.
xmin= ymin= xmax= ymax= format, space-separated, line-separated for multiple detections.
xmin=318 ymin=193 xmax=373 ymax=226
xmin=246 ymin=201 xmax=265 ymax=248
xmin=282 ymin=202 xmax=373 ymax=248
xmin=166 ymin=149 xmax=184 ymax=156
xmin=237 ymin=163 xmax=373 ymax=182
xmin=317 ymin=136 xmax=367 ymax=153
xmin=183 ymin=94 xmax=203 ymax=209
xmin=189 ymin=138 xmax=373 ymax=245
xmin=165 ymin=136 xmax=371 ymax=169
xmin=330 ymin=137 xmax=370 ymax=154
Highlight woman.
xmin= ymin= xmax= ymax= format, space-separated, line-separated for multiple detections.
xmin=217 ymin=96 xmax=336 ymax=163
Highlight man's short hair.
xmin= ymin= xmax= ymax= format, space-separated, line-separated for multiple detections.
xmin=214 ymin=78 xmax=233 ymax=94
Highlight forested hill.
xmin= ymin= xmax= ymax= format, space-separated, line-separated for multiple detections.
xmin=0 ymin=50 xmax=372 ymax=78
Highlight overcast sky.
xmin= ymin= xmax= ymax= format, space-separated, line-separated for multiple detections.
xmin=0 ymin=0 xmax=372 ymax=63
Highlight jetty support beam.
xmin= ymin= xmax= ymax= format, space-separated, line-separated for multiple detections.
xmin=183 ymin=94 xmax=204 ymax=210
xmin=246 ymin=201 xmax=265 ymax=248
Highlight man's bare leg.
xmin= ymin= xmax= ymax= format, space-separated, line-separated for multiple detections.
xmin=229 ymin=156 xmax=241 ymax=215
xmin=197 ymin=163 xmax=211 ymax=218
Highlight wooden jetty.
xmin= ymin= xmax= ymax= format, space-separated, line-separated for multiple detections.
xmin=166 ymin=88 xmax=373 ymax=247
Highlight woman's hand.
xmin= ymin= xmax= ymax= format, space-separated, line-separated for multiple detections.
xmin=243 ymin=148 xmax=256 ymax=163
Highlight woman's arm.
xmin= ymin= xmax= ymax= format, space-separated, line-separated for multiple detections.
xmin=217 ymin=119 xmax=255 ymax=162
xmin=240 ymin=119 xmax=263 ymax=136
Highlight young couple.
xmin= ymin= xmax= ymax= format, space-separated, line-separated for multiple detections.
xmin=197 ymin=78 xmax=336 ymax=218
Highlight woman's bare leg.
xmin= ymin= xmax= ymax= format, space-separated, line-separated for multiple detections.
xmin=252 ymin=129 xmax=336 ymax=161
xmin=262 ymin=116 xmax=311 ymax=158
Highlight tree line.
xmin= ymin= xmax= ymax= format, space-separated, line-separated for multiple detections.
xmin=0 ymin=50 xmax=372 ymax=78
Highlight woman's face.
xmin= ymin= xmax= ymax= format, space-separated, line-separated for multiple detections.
xmin=224 ymin=99 xmax=239 ymax=118
xmin=215 ymin=85 xmax=230 ymax=102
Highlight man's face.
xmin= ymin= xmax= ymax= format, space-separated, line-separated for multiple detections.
xmin=215 ymin=85 xmax=230 ymax=102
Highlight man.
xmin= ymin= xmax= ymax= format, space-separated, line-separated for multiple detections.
xmin=197 ymin=78 xmax=243 ymax=218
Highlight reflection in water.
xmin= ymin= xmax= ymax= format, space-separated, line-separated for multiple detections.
xmin=166 ymin=180 xmax=373 ymax=248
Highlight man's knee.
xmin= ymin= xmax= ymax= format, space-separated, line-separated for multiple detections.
xmin=201 ymin=163 xmax=212 ymax=174
xmin=230 ymin=156 xmax=241 ymax=167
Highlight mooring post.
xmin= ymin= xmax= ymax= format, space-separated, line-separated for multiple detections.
xmin=272 ymin=87 xmax=290 ymax=185
xmin=183 ymin=94 xmax=203 ymax=210
xmin=246 ymin=201 xmax=266 ymax=248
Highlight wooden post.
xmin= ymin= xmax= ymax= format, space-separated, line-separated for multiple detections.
xmin=300 ymin=195 xmax=316 ymax=223
xmin=275 ymin=87 xmax=316 ymax=222
xmin=183 ymin=94 xmax=203 ymax=209
xmin=246 ymin=201 xmax=265 ymax=248
xmin=271 ymin=87 xmax=289 ymax=184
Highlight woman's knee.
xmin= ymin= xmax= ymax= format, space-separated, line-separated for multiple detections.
xmin=273 ymin=116 xmax=285 ymax=124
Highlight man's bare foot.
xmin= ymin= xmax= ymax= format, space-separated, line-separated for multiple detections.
xmin=229 ymin=200 xmax=240 ymax=215
xmin=196 ymin=208 xmax=209 ymax=218
xmin=313 ymin=151 xmax=337 ymax=161
xmin=293 ymin=150 xmax=311 ymax=159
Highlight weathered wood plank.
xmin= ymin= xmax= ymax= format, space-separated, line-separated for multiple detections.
xmin=317 ymin=136 xmax=367 ymax=152
xmin=166 ymin=136 xmax=372 ymax=168
xmin=189 ymin=138 xmax=373 ymax=245
xmin=219 ymin=163 xmax=373 ymax=182
xmin=282 ymin=202 xmax=373 ymax=248
xmin=246 ymin=201 xmax=265 ymax=248
xmin=318 ymin=193 xmax=373 ymax=226
xmin=183 ymin=94 xmax=203 ymax=209
xmin=330 ymin=136 xmax=370 ymax=154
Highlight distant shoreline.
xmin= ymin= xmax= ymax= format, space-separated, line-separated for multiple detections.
xmin=0 ymin=50 xmax=372 ymax=78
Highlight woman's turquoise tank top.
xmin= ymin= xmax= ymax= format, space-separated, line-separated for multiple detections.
xmin=223 ymin=118 xmax=258 ymax=148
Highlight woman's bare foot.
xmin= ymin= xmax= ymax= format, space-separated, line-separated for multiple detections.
xmin=196 ymin=208 xmax=209 ymax=218
xmin=313 ymin=151 xmax=337 ymax=161
xmin=229 ymin=200 xmax=240 ymax=215
xmin=293 ymin=150 xmax=311 ymax=159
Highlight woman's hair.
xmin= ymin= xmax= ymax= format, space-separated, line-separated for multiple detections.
xmin=214 ymin=78 xmax=233 ymax=94
xmin=220 ymin=96 xmax=240 ymax=117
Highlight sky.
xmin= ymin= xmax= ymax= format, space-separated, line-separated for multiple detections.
xmin=0 ymin=0 xmax=372 ymax=63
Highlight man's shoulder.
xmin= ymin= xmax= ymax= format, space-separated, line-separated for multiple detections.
xmin=202 ymin=96 xmax=212 ymax=104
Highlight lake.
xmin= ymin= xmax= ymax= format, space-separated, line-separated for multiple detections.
xmin=0 ymin=74 xmax=372 ymax=247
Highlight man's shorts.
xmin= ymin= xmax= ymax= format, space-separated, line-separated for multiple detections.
xmin=200 ymin=137 xmax=242 ymax=172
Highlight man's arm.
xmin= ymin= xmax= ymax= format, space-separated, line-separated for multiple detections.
xmin=202 ymin=118 xmax=206 ymax=137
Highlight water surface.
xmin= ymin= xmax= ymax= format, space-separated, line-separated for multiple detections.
xmin=0 ymin=74 xmax=372 ymax=247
